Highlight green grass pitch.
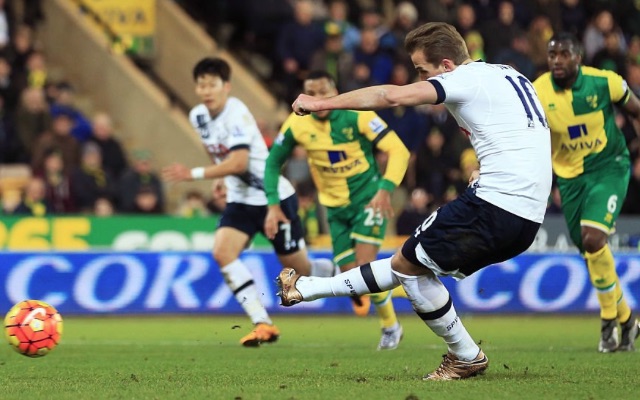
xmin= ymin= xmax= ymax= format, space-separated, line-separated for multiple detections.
xmin=0 ymin=314 xmax=636 ymax=400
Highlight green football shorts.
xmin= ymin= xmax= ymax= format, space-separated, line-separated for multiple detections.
xmin=557 ymin=165 xmax=630 ymax=252
xmin=326 ymin=200 xmax=387 ymax=267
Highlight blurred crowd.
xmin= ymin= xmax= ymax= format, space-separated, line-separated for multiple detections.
xmin=1 ymin=0 xmax=640 ymax=244
xmin=0 ymin=0 xmax=170 ymax=217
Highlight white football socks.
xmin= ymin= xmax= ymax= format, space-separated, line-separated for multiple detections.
xmin=296 ymin=257 xmax=399 ymax=301
xmin=393 ymin=270 xmax=480 ymax=361
xmin=221 ymin=259 xmax=271 ymax=325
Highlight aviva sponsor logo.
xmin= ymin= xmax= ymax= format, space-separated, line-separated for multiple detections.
xmin=562 ymin=123 xmax=602 ymax=151
xmin=320 ymin=159 xmax=362 ymax=173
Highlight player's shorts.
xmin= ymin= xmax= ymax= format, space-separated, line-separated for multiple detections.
xmin=556 ymin=165 xmax=630 ymax=252
xmin=401 ymin=187 xmax=540 ymax=279
xmin=218 ymin=194 xmax=305 ymax=255
xmin=326 ymin=200 xmax=387 ymax=267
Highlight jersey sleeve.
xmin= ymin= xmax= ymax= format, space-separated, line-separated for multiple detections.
xmin=428 ymin=71 xmax=475 ymax=104
xmin=605 ymin=70 xmax=631 ymax=105
xmin=225 ymin=105 xmax=258 ymax=150
xmin=357 ymin=111 xmax=410 ymax=192
xmin=264 ymin=117 xmax=298 ymax=205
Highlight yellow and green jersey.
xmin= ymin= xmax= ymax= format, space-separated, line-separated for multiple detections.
xmin=533 ymin=66 xmax=631 ymax=179
xmin=265 ymin=110 xmax=409 ymax=208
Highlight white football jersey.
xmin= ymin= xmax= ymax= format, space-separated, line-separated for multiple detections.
xmin=189 ymin=97 xmax=295 ymax=205
xmin=428 ymin=62 xmax=552 ymax=223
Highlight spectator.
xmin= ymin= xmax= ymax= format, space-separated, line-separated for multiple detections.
xmin=351 ymin=28 xmax=394 ymax=86
xmin=309 ymin=22 xmax=355 ymax=93
xmin=32 ymin=110 xmax=80 ymax=174
xmin=12 ymin=176 xmax=51 ymax=216
xmin=628 ymin=35 xmax=640 ymax=66
xmin=411 ymin=128 xmax=458 ymax=201
xmin=527 ymin=14 xmax=555 ymax=71
xmin=0 ymin=0 xmax=14 ymax=52
xmin=49 ymin=81 xmax=93 ymax=142
xmin=175 ymin=189 xmax=210 ymax=217
xmin=0 ymin=187 xmax=20 ymax=214
xmin=480 ymin=0 xmax=522 ymax=62
xmin=423 ymin=103 xmax=468 ymax=162
xmin=0 ymin=54 xmax=20 ymax=112
xmin=24 ymin=50 xmax=47 ymax=89
xmin=455 ymin=4 xmax=486 ymax=61
xmin=591 ymin=31 xmax=628 ymax=77
xmin=34 ymin=148 xmax=75 ymax=213
xmin=359 ymin=7 xmax=396 ymax=55
xmin=132 ymin=185 xmax=163 ymax=214
xmin=396 ymin=188 xmax=433 ymax=236
xmin=21 ymin=0 xmax=43 ymax=28
xmin=6 ymin=24 xmax=35 ymax=89
xmin=15 ymin=86 xmax=50 ymax=162
xmin=118 ymin=149 xmax=164 ymax=213
xmin=422 ymin=0 xmax=460 ymax=25
xmin=94 ymin=195 xmax=115 ymax=216
xmin=275 ymin=0 xmax=325 ymax=103
xmin=390 ymin=2 xmax=420 ymax=57
xmin=560 ymin=0 xmax=587 ymax=37
xmin=583 ymin=9 xmax=626 ymax=64
xmin=465 ymin=30 xmax=486 ymax=62
xmin=455 ymin=3 xmax=478 ymax=37
xmin=0 ymin=95 xmax=17 ymax=164
xmin=70 ymin=141 xmax=116 ymax=213
xmin=87 ymin=112 xmax=128 ymax=179
xmin=494 ymin=30 xmax=537 ymax=80
xmin=325 ymin=0 xmax=360 ymax=53
xmin=620 ymin=0 xmax=640 ymax=39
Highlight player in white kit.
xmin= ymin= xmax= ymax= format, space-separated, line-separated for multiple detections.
xmin=163 ymin=57 xmax=334 ymax=347
xmin=277 ymin=23 xmax=552 ymax=380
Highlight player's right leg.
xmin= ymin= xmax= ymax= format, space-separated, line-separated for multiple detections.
xmin=276 ymin=253 xmax=486 ymax=379
xmin=216 ymin=203 xmax=280 ymax=347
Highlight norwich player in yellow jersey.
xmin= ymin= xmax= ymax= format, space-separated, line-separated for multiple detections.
xmin=264 ymin=71 xmax=410 ymax=350
xmin=533 ymin=33 xmax=640 ymax=352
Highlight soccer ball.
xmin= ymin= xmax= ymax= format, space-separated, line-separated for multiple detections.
xmin=4 ymin=300 xmax=63 ymax=357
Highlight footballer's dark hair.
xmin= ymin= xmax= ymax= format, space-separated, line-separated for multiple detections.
xmin=549 ymin=32 xmax=583 ymax=55
xmin=305 ymin=70 xmax=337 ymax=87
xmin=192 ymin=57 xmax=231 ymax=82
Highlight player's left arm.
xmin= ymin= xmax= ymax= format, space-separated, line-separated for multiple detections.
xmin=359 ymin=112 xmax=410 ymax=218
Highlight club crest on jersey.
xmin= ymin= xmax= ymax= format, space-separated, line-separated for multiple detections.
xmin=196 ymin=114 xmax=210 ymax=138
xmin=586 ymin=94 xmax=598 ymax=109
xmin=341 ymin=127 xmax=354 ymax=140
xmin=368 ymin=118 xmax=385 ymax=134
xmin=231 ymin=126 xmax=244 ymax=138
